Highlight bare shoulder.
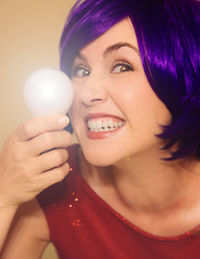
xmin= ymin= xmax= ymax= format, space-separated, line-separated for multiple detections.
xmin=1 ymin=198 xmax=50 ymax=259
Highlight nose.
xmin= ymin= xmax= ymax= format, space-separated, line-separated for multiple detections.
xmin=76 ymin=75 xmax=108 ymax=106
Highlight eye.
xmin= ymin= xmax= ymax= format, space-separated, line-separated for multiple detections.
xmin=71 ymin=66 xmax=90 ymax=78
xmin=112 ymin=62 xmax=134 ymax=73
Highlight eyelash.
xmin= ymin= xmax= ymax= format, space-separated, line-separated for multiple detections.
xmin=71 ymin=61 xmax=134 ymax=78
xmin=112 ymin=62 xmax=134 ymax=73
xmin=71 ymin=66 xmax=89 ymax=78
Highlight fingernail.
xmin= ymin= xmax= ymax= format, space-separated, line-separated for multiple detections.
xmin=58 ymin=116 xmax=69 ymax=124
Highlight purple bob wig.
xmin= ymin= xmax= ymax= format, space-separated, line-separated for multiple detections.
xmin=60 ymin=0 xmax=200 ymax=161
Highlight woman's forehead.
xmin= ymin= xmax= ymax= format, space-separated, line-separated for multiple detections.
xmin=78 ymin=18 xmax=138 ymax=57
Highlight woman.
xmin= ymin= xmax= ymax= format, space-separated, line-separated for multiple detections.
xmin=1 ymin=0 xmax=200 ymax=258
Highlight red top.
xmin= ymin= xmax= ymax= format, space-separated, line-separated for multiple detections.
xmin=37 ymin=144 xmax=200 ymax=259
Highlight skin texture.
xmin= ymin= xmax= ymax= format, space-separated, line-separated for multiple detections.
xmin=70 ymin=18 xmax=171 ymax=166
xmin=2 ymin=17 xmax=200 ymax=258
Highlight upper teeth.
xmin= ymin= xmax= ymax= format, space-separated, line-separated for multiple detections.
xmin=87 ymin=119 xmax=124 ymax=132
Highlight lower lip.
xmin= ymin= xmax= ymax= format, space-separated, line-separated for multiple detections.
xmin=85 ymin=126 xmax=124 ymax=140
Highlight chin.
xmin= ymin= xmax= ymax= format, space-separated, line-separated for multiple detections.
xmin=84 ymin=152 xmax=114 ymax=167
xmin=80 ymin=146 xmax=118 ymax=167
xmin=80 ymin=142 xmax=130 ymax=167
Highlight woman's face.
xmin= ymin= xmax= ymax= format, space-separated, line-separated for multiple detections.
xmin=69 ymin=18 xmax=171 ymax=166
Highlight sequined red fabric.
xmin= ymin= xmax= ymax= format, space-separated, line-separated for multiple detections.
xmin=37 ymin=144 xmax=200 ymax=259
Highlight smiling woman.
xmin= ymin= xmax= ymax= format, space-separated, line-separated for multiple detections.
xmin=61 ymin=0 xmax=200 ymax=161
xmin=1 ymin=0 xmax=200 ymax=259
xmin=68 ymin=17 xmax=171 ymax=166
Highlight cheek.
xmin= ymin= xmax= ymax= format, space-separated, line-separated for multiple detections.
xmin=112 ymin=77 xmax=171 ymax=132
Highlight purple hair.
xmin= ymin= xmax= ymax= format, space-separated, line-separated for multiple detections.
xmin=60 ymin=0 xmax=200 ymax=161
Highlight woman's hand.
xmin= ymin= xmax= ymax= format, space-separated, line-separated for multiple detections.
xmin=0 ymin=114 xmax=72 ymax=208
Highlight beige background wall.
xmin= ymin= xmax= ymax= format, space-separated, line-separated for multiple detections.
xmin=0 ymin=0 xmax=76 ymax=258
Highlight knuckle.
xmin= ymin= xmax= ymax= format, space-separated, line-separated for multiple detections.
xmin=64 ymin=131 xmax=72 ymax=143
xmin=54 ymin=149 xmax=66 ymax=164
xmin=43 ymin=133 xmax=54 ymax=147
xmin=60 ymin=130 xmax=72 ymax=145
xmin=62 ymin=149 xmax=69 ymax=161
xmin=63 ymin=162 xmax=70 ymax=171
xmin=10 ymin=132 xmax=21 ymax=147
xmin=56 ymin=170 xmax=65 ymax=182
xmin=57 ymin=163 xmax=69 ymax=181
xmin=11 ymin=144 xmax=29 ymax=162
xmin=25 ymin=177 xmax=38 ymax=190
xmin=12 ymin=150 xmax=25 ymax=162
xmin=15 ymin=158 xmax=34 ymax=175
xmin=8 ymin=136 xmax=28 ymax=162
xmin=22 ymin=121 xmax=33 ymax=139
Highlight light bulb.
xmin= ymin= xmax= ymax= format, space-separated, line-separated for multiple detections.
xmin=24 ymin=68 xmax=73 ymax=117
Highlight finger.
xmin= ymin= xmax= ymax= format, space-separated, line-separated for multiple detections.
xmin=37 ymin=162 xmax=70 ymax=190
xmin=33 ymin=148 xmax=69 ymax=173
xmin=14 ymin=114 xmax=69 ymax=142
xmin=28 ymin=130 xmax=72 ymax=156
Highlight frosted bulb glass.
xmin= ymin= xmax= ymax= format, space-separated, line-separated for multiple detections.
xmin=24 ymin=68 xmax=73 ymax=117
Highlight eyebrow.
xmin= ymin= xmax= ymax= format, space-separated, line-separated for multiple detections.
xmin=73 ymin=41 xmax=140 ymax=64
xmin=103 ymin=42 xmax=139 ymax=57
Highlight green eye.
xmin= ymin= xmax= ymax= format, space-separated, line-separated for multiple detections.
xmin=113 ymin=63 xmax=134 ymax=73
xmin=72 ymin=67 xmax=90 ymax=77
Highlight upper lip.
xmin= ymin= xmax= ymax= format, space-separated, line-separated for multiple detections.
xmin=84 ymin=113 xmax=125 ymax=122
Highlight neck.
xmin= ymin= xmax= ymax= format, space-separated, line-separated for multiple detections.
xmin=110 ymin=149 xmax=200 ymax=215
